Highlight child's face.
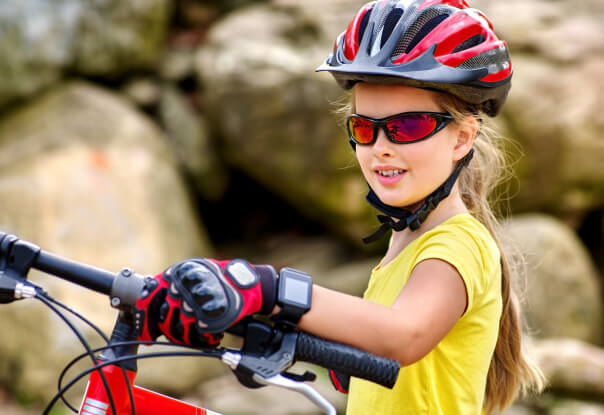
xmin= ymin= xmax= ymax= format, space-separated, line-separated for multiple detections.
xmin=354 ymin=83 xmax=465 ymax=209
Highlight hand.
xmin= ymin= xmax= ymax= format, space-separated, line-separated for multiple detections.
xmin=135 ymin=258 xmax=278 ymax=347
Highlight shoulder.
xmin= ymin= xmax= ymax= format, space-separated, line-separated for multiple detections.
xmin=412 ymin=214 xmax=501 ymax=304
xmin=417 ymin=214 xmax=499 ymax=264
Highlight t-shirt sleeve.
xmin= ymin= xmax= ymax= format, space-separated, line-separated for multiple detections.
xmin=411 ymin=227 xmax=491 ymax=314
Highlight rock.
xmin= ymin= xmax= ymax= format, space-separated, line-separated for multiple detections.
xmin=159 ymin=48 xmax=197 ymax=82
xmin=121 ymin=77 xmax=161 ymax=108
xmin=174 ymin=1 xmax=219 ymax=28
xmin=501 ymin=55 xmax=604 ymax=216
xmin=500 ymin=403 xmax=539 ymax=415
xmin=158 ymin=84 xmax=228 ymax=200
xmin=549 ymin=399 xmax=604 ymax=415
xmin=0 ymin=0 xmax=78 ymax=107
xmin=0 ymin=389 xmax=42 ymax=415
xmin=191 ymin=0 xmax=267 ymax=14
xmin=502 ymin=214 xmax=603 ymax=343
xmin=71 ymin=0 xmax=173 ymax=77
xmin=0 ymin=0 xmax=171 ymax=107
xmin=0 ymin=81 xmax=214 ymax=402
xmin=195 ymin=2 xmax=379 ymax=244
xmin=531 ymin=338 xmax=604 ymax=400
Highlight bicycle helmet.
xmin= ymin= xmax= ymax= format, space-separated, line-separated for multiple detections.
xmin=317 ymin=0 xmax=512 ymax=116
xmin=317 ymin=0 xmax=512 ymax=242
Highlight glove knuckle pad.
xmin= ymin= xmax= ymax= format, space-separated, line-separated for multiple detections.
xmin=168 ymin=260 xmax=241 ymax=333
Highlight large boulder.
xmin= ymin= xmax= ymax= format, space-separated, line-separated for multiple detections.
xmin=0 ymin=0 xmax=76 ymax=108
xmin=0 ymin=81 xmax=215 ymax=402
xmin=549 ymin=400 xmax=604 ymax=415
xmin=531 ymin=338 xmax=604 ymax=400
xmin=502 ymin=214 xmax=603 ymax=344
xmin=71 ymin=0 xmax=172 ymax=77
xmin=0 ymin=0 xmax=171 ymax=108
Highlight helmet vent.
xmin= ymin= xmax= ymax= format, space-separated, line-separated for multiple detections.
xmin=458 ymin=46 xmax=510 ymax=70
xmin=381 ymin=8 xmax=404 ymax=47
xmin=372 ymin=2 xmax=397 ymax=45
xmin=452 ymin=34 xmax=486 ymax=53
xmin=391 ymin=8 xmax=450 ymax=58
xmin=357 ymin=8 xmax=372 ymax=46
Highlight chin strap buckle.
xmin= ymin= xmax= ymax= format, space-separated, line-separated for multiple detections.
xmin=362 ymin=149 xmax=474 ymax=244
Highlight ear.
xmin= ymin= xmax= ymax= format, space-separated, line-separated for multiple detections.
xmin=452 ymin=115 xmax=479 ymax=162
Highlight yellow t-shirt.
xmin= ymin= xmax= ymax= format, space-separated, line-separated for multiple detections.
xmin=346 ymin=214 xmax=502 ymax=415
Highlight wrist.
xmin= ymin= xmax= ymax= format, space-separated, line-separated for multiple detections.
xmin=254 ymin=264 xmax=278 ymax=314
xmin=273 ymin=267 xmax=312 ymax=325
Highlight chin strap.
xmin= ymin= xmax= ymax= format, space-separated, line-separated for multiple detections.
xmin=362 ymin=149 xmax=474 ymax=244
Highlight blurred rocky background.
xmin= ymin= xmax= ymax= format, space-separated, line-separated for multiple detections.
xmin=0 ymin=0 xmax=602 ymax=414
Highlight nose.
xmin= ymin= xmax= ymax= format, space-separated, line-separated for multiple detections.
xmin=373 ymin=126 xmax=394 ymax=158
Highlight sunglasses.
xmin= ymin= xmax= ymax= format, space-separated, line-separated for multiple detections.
xmin=346 ymin=112 xmax=454 ymax=145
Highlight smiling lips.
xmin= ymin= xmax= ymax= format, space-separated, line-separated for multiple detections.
xmin=375 ymin=168 xmax=407 ymax=185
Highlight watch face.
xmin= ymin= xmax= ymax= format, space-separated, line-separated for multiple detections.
xmin=283 ymin=276 xmax=311 ymax=307
xmin=279 ymin=268 xmax=312 ymax=309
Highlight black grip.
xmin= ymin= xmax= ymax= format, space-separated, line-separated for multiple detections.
xmin=295 ymin=332 xmax=400 ymax=389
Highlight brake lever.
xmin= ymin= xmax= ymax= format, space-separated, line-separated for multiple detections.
xmin=221 ymin=328 xmax=299 ymax=388
xmin=221 ymin=347 xmax=333 ymax=415
xmin=252 ymin=373 xmax=336 ymax=415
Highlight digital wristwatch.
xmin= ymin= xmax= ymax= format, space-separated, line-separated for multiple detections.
xmin=274 ymin=267 xmax=312 ymax=325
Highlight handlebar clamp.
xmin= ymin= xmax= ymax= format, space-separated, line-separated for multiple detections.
xmin=109 ymin=268 xmax=146 ymax=310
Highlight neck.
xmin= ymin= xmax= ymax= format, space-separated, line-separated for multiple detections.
xmin=391 ymin=187 xmax=468 ymax=245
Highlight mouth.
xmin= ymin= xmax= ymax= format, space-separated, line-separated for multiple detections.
xmin=376 ymin=168 xmax=406 ymax=177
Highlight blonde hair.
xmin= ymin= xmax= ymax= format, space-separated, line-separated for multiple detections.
xmin=439 ymin=93 xmax=545 ymax=414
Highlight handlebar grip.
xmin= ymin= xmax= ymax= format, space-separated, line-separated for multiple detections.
xmin=295 ymin=332 xmax=400 ymax=389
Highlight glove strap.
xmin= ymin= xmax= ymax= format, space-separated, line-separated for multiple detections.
xmin=255 ymin=265 xmax=278 ymax=314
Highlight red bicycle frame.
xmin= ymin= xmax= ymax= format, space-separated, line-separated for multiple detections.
xmin=79 ymin=363 xmax=222 ymax=415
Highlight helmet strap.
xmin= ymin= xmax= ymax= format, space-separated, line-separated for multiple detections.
xmin=362 ymin=149 xmax=474 ymax=244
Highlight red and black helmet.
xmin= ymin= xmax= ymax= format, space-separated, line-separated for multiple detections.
xmin=317 ymin=0 xmax=512 ymax=116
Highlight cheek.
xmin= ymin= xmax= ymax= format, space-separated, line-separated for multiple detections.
xmin=355 ymin=148 xmax=372 ymax=173
xmin=406 ymin=141 xmax=452 ymax=180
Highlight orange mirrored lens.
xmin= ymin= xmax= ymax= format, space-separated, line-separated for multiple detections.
xmin=348 ymin=117 xmax=374 ymax=144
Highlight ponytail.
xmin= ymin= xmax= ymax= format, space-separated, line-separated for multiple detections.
xmin=440 ymin=94 xmax=545 ymax=414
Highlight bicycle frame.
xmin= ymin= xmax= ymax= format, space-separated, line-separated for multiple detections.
xmin=80 ymin=365 xmax=221 ymax=415
xmin=76 ymin=312 xmax=223 ymax=415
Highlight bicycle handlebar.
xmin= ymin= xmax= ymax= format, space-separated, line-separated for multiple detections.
xmin=35 ymin=250 xmax=116 ymax=295
xmin=296 ymin=332 xmax=399 ymax=389
xmin=1 ymin=232 xmax=114 ymax=294
xmin=0 ymin=231 xmax=400 ymax=390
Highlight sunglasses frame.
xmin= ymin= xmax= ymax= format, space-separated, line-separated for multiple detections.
xmin=346 ymin=111 xmax=454 ymax=146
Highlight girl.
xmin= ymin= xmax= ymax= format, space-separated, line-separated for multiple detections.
xmin=136 ymin=1 xmax=544 ymax=414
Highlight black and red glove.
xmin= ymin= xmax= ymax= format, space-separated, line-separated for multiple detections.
xmin=134 ymin=258 xmax=278 ymax=347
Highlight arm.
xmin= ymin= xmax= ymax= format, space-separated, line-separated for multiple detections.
xmin=136 ymin=257 xmax=466 ymax=365
xmin=298 ymin=258 xmax=467 ymax=365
